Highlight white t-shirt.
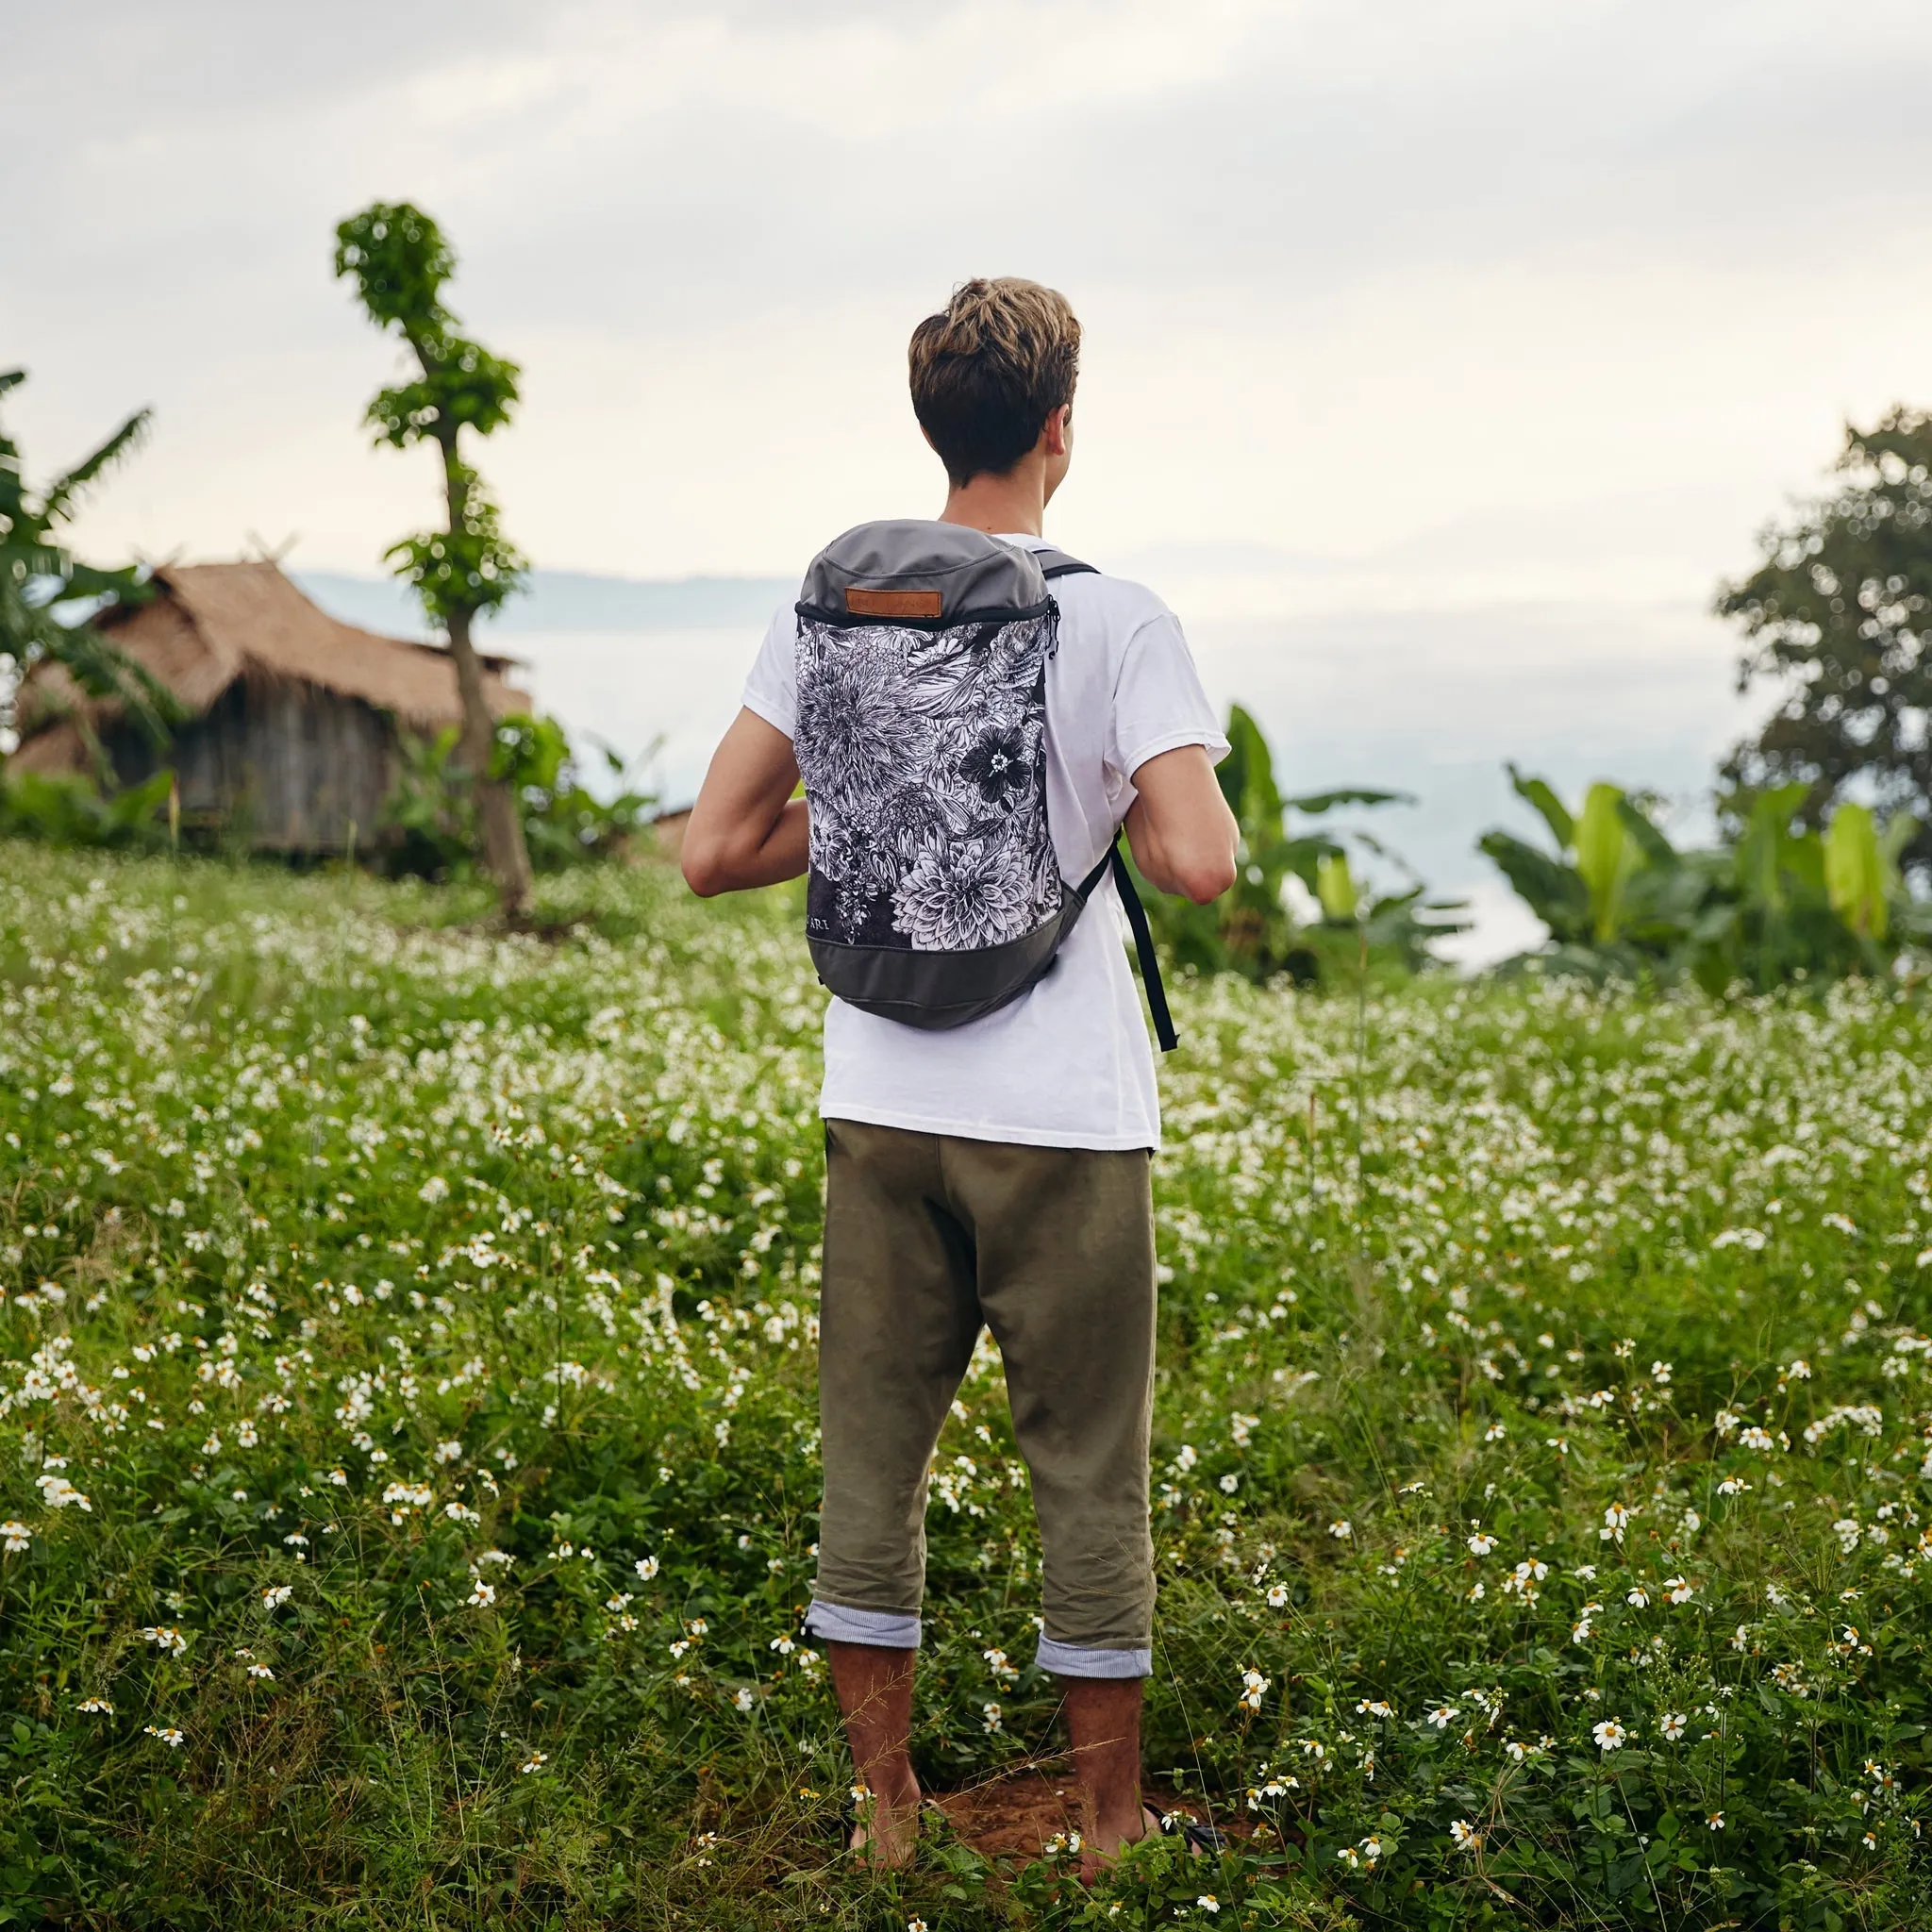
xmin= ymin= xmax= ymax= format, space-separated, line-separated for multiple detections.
xmin=741 ymin=533 xmax=1227 ymax=1151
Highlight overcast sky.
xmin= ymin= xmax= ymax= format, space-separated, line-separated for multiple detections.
xmin=9 ymin=0 xmax=1932 ymax=607
xmin=10 ymin=0 xmax=1932 ymax=955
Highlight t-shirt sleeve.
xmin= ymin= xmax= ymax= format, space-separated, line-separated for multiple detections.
xmin=1107 ymin=610 xmax=1230 ymax=782
xmin=740 ymin=604 xmax=798 ymax=740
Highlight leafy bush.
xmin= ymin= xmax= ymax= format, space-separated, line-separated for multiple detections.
xmin=0 ymin=766 xmax=174 ymax=849
xmin=379 ymin=711 xmax=655 ymax=878
xmin=4 ymin=841 xmax=1930 ymax=1927
xmin=1137 ymin=704 xmax=1466 ymax=986
xmin=1481 ymin=764 xmax=1932 ymax=990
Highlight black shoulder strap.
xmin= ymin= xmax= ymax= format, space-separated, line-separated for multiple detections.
xmin=1110 ymin=840 xmax=1178 ymax=1052
xmin=1038 ymin=549 xmax=1173 ymax=1052
xmin=1033 ymin=545 xmax=1098 ymax=581
xmin=1071 ymin=834 xmax=1178 ymax=1053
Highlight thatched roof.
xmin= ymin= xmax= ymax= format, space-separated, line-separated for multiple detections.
xmin=11 ymin=561 xmax=531 ymax=773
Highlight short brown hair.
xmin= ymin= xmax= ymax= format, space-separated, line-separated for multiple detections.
xmin=908 ymin=278 xmax=1081 ymax=487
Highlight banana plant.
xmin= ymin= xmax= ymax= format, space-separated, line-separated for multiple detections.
xmin=1315 ymin=852 xmax=1357 ymax=923
xmin=1133 ymin=703 xmax=1465 ymax=983
xmin=1 ymin=369 xmax=179 ymax=771
xmin=1479 ymin=766 xmax=1707 ymax=969
xmin=1306 ymin=844 xmax=1462 ymax=974
xmin=1482 ymin=764 xmax=1928 ymax=989
xmin=1823 ymin=803 xmax=1914 ymax=941
xmin=1574 ymin=783 xmax=1644 ymax=941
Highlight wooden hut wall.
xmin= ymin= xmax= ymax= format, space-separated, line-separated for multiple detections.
xmin=107 ymin=682 xmax=399 ymax=852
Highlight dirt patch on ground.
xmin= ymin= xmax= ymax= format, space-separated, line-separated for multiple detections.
xmin=929 ymin=1773 xmax=1080 ymax=1859
xmin=930 ymin=1774 xmax=1222 ymax=1862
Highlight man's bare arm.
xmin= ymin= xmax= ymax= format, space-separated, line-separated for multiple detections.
xmin=681 ymin=708 xmax=808 ymax=896
xmin=1123 ymin=743 xmax=1239 ymax=905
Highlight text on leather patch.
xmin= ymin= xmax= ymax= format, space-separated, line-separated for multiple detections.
xmin=846 ymin=588 xmax=943 ymax=618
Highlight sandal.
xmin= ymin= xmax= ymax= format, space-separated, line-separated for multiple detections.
xmin=1142 ymin=1804 xmax=1225 ymax=1854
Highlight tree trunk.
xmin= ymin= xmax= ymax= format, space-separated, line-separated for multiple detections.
xmin=446 ymin=601 xmax=534 ymax=922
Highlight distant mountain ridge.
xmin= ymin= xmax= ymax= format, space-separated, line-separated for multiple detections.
xmin=297 ymin=569 xmax=793 ymax=638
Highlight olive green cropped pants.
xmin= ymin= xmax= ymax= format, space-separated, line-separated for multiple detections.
xmin=804 ymin=1119 xmax=1157 ymax=1678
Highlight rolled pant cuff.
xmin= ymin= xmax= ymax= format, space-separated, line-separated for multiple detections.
xmin=803 ymin=1598 xmax=922 ymax=1648
xmin=1036 ymin=1635 xmax=1152 ymax=1678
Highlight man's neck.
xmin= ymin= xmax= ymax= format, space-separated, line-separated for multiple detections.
xmin=938 ymin=458 xmax=1048 ymax=539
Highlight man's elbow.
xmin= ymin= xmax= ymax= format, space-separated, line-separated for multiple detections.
xmin=1173 ymin=853 xmax=1239 ymax=906
xmin=680 ymin=840 xmax=730 ymax=898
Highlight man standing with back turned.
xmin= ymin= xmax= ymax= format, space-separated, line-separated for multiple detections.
xmin=681 ymin=277 xmax=1238 ymax=1870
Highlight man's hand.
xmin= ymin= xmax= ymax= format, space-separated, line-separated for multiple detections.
xmin=681 ymin=708 xmax=808 ymax=896
xmin=1123 ymin=744 xmax=1239 ymax=905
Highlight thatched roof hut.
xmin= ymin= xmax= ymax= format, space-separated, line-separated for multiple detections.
xmin=11 ymin=561 xmax=530 ymax=852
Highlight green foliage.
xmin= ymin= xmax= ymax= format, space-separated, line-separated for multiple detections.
xmin=0 ymin=767 xmax=174 ymax=848
xmin=1137 ymin=703 xmax=1464 ymax=985
xmin=365 ymin=345 xmax=523 ymax=449
xmin=1574 ymin=783 xmax=1642 ymax=943
xmin=1314 ymin=850 xmax=1358 ymax=923
xmin=330 ymin=200 xmax=455 ymax=334
xmin=1480 ymin=764 xmax=1932 ymax=989
xmin=1720 ymin=407 xmax=1932 ymax=881
xmin=1008 ymin=1826 xmax=1348 ymax=1927
xmin=379 ymin=713 xmax=656 ymax=877
xmin=332 ymin=204 xmax=526 ymax=628
xmin=0 ymin=369 xmax=177 ymax=755
xmin=380 ymin=461 xmax=526 ymax=625
xmin=4 ymin=842 xmax=1932 ymax=1927
xmin=1824 ymin=802 xmax=1909 ymax=942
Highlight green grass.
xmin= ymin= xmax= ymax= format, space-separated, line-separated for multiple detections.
xmin=2 ymin=840 xmax=1930 ymax=1929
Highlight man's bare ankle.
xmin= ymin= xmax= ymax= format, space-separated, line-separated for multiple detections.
xmin=858 ymin=1755 xmax=921 ymax=1811
xmin=1089 ymin=1801 xmax=1143 ymax=1847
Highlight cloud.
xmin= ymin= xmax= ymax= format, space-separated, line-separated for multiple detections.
xmin=7 ymin=0 xmax=1932 ymax=585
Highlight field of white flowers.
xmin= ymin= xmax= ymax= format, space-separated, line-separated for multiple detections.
xmin=3 ymin=839 xmax=1930 ymax=1931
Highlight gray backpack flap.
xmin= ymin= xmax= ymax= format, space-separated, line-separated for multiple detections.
xmin=793 ymin=520 xmax=1177 ymax=1046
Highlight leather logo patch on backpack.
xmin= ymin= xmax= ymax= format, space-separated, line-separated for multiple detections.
xmin=845 ymin=588 xmax=943 ymax=618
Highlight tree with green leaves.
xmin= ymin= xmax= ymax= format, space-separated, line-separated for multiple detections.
xmin=0 ymin=369 xmax=175 ymax=769
xmin=333 ymin=203 xmax=534 ymax=919
xmin=1719 ymin=408 xmax=1932 ymax=884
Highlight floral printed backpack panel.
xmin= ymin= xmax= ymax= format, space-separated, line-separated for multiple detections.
xmin=791 ymin=520 xmax=1174 ymax=1036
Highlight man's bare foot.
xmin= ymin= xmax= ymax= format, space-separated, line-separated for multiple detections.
xmin=849 ymin=1772 xmax=922 ymax=1867
xmin=1073 ymin=1803 xmax=1155 ymax=1883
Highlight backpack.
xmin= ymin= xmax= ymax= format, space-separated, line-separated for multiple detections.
xmin=791 ymin=519 xmax=1176 ymax=1049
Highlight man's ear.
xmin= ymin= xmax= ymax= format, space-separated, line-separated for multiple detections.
xmin=1041 ymin=405 xmax=1072 ymax=458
